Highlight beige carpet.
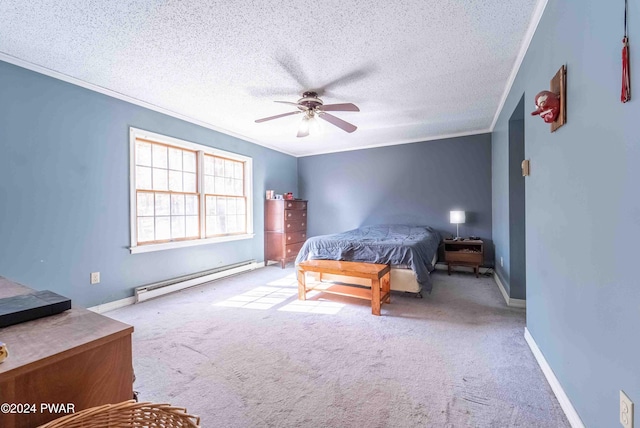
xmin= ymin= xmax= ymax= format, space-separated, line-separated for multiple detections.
xmin=108 ymin=266 xmax=569 ymax=427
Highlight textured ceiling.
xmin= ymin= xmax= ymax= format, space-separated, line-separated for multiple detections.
xmin=0 ymin=0 xmax=541 ymax=156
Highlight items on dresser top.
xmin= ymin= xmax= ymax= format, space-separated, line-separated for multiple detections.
xmin=264 ymin=199 xmax=308 ymax=268
xmin=0 ymin=290 xmax=71 ymax=328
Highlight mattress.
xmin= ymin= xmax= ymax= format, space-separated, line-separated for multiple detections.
xmin=296 ymin=224 xmax=441 ymax=293
xmin=313 ymin=252 xmax=437 ymax=295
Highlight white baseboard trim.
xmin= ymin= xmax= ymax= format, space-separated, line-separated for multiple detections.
xmin=524 ymin=328 xmax=585 ymax=428
xmin=88 ymin=297 xmax=136 ymax=314
xmin=493 ymin=273 xmax=526 ymax=308
xmin=88 ymin=261 xmax=266 ymax=312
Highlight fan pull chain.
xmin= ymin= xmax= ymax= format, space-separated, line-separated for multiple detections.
xmin=622 ymin=0 xmax=631 ymax=103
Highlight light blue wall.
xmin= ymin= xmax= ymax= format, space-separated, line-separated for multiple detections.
xmin=0 ymin=60 xmax=298 ymax=308
xmin=298 ymin=134 xmax=494 ymax=266
xmin=492 ymin=0 xmax=640 ymax=425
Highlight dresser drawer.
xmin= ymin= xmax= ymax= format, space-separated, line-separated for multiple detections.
xmin=445 ymin=252 xmax=482 ymax=264
xmin=285 ymin=209 xmax=307 ymax=221
xmin=285 ymin=219 xmax=306 ymax=232
xmin=285 ymin=231 xmax=307 ymax=245
xmin=285 ymin=200 xmax=307 ymax=210
xmin=285 ymin=241 xmax=305 ymax=258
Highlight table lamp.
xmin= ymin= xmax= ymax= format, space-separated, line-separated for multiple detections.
xmin=450 ymin=210 xmax=465 ymax=239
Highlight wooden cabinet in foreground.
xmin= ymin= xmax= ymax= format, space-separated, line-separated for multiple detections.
xmin=0 ymin=277 xmax=134 ymax=428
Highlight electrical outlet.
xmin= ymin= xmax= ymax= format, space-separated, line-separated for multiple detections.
xmin=621 ymin=390 xmax=634 ymax=428
xmin=500 ymin=257 xmax=504 ymax=267
xmin=90 ymin=272 xmax=100 ymax=285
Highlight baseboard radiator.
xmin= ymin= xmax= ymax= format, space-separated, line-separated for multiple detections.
xmin=135 ymin=260 xmax=258 ymax=303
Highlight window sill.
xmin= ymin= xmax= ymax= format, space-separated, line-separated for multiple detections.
xmin=130 ymin=233 xmax=255 ymax=254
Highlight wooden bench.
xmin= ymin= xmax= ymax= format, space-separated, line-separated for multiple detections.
xmin=296 ymin=260 xmax=391 ymax=316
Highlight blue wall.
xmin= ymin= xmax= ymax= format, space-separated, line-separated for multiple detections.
xmin=298 ymin=134 xmax=493 ymax=266
xmin=492 ymin=0 xmax=640 ymax=425
xmin=0 ymin=60 xmax=298 ymax=308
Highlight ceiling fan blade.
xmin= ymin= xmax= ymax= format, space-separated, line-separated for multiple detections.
xmin=318 ymin=103 xmax=360 ymax=112
xmin=255 ymin=111 xmax=301 ymax=123
xmin=317 ymin=112 xmax=357 ymax=133
xmin=274 ymin=101 xmax=308 ymax=110
xmin=297 ymin=117 xmax=310 ymax=138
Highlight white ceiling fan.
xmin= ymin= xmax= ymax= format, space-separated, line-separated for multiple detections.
xmin=255 ymin=91 xmax=359 ymax=138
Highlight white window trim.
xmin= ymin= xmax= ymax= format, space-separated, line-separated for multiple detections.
xmin=128 ymin=127 xmax=254 ymax=254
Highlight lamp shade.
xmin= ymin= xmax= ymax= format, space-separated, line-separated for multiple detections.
xmin=450 ymin=210 xmax=466 ymax=224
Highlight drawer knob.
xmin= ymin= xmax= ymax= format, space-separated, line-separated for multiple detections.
xmin=302 ymin=213 xmax=306 ymax=217
xmin=302 ymin=223 xmax=305 ymax=227
xmin=287 ymin=224 xmax=290 ymax=228
xmin=302 ymin=234 xmax=306 ymax=238
xmin=288 ymin=236 xmax=291 ymax=240
xmin=288 ymin=203 xmax=292 ymax=207
xmin=287 ymin=213 xmax=291 ymax=217
xmin=287 ymin=249 xmax=291 ymax=253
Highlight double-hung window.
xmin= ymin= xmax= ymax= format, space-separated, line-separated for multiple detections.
xmin=129 ymin=127 xmax=253 ymax=253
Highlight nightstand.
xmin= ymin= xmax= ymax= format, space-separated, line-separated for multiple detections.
xmin=443 ymin=239 xmax=484 ymax=278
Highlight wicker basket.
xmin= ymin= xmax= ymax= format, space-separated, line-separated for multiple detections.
xmin=38 ymin=400 xmax=200 ymax=428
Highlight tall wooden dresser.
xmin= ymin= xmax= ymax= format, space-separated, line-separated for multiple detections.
xmin=265 ymin=199 xmax=308 ymax=268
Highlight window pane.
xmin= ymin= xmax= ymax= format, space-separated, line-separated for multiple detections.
xmin=204 ymin=156 xmax=215 ymax=175
xmin=152 ymin=144 xmax=167 ymax=168
xmin=171 ymin=216 xmax=186 ymax=239
xmin=137 ymin=217 xmax=154 ymax=242
xmin=168 ymin=170 xmax=183 ymax=192
xmin=155 ymin=193 xmax=170 ymax=216
xmin=225 ymin=177 xmax=234 ymax=194
xmin=214 ymin=177 xmax=225 ymax=194
xmin=216 ymin=216 xmax=226 ymax=234
xmin=233 ymin=179 xmax=243 ymax=196
xmin=214 ymin=157 xmax=224 ymax=176
xmin=168 ymin=147 xmax=182 ymax=171
xmin=206 ymin=196 xmax=216 ymax=215
xmin=183 ymin=151 xmax=196 ymax=173
xmin=156 ymin=216 xmax=171 ymax=241
xmin=152 ymin=168 xmax=168 ymax=190
xmin=183 ymin=172 xmax=196 ymax=193
xmin=186 ymin=216 xmax=199 ymax=237
xmin=185 ymin=194 xmax=198 ymax=215
xmin=224 ymin=160 xmax=234 ymax=177
xmin=137 ymin=192 xmax=154 ymax=216
xmin=171 ymin=194 xmax=185 ymax=215
xmin=227 ymin=198 xmax=237 ymax=215
xmin=237 ymin=198 xmax=246 ymax=214
xmin=234 ymin=162 xmax=243 ymax=179
xmin=136 ymin=166 xmax=152 ymax=190
xmin=205 ymin=176 xmax=215 ymax=194
xmin=136 ymin=141 xmax=152 ymax=166
xmin=227 ymin=215 xmax=237 ymax=233
xmin=206 ymin=215 xmax=215 ymax=236
xmin=238 ymin=215 xmax=246 ymax=232
xmin=216 ymin=197 xmax=226 ymax=216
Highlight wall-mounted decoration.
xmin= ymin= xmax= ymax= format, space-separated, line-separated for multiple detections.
xmin=621 ymin=0 xmax=631 ymax=103
xmin=531 ymin=65 xmax=566 ymax=132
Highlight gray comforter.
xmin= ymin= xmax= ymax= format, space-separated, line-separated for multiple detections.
xmin=294 ymin=224 xmax=441 ymax=293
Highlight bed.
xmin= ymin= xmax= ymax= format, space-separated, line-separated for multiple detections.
xmin=294 ymin=224 xmax=441 ymax=296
